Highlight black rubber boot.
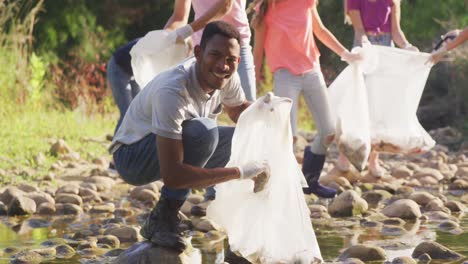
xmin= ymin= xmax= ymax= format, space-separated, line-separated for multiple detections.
xmin=140 ymin=197 xmax=187 ymax=252
xmin=302 ymin=146 xmax=337 ymax=198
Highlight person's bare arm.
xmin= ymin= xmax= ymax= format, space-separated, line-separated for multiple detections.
xmin=190 ymin=0 xmax=234 ymax=32
xmin=165 ymin=0 xmax=234 ymax=33
xmin=390 ymin=0 xmax=416 ymax=50
xmin=348 ymin=9 xmax=369 ymax=46
xmin=157 ymin=135 xmax=240 ymax=189
xmin=445 ymin=27 xmax=468 ymax=52
xmin=164 ymin=0 xmax=192 ymax=31
xmin=224 ymin=101 xmax=252 ymax=123
xmin=311 ymin=5 xmax=347 ymax=56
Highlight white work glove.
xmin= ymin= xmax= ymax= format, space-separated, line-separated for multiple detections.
xmin=426 ymin=46 xmax=448 ymax=65
xmin=340 ymin=50 xmax=363 ymax=64
xmin=239 ymin=160 xmax=271 ymax=193
xmin=175 ymin=24 xmax=194 ymax=44
xmin=403 ymin=42 xmax=419 ymax=52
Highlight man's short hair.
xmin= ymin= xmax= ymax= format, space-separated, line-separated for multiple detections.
xmin=200 ymin=21 xmax=241 ymax=49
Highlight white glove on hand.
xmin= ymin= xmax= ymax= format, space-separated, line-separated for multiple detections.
xmin=340 ymin=50 xmax=363 ymax=64
xmin=238 ymin=160 xmax=271 ymax=193
xmin=238 ymin=160 xmax=269 ymax=179
xmin=175 ymin=25 xmax=194 ymax=44
xmin=403 ymin=43 xmax=419 ymax=52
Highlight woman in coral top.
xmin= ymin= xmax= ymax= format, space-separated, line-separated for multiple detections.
xmin=337 ymin=0 xmax=418 ymax=177
xmin=252 ymin=0 xmax=362 ymax=198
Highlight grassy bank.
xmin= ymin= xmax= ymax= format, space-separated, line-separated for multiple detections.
xmin=0 ymin=108 xmax=116 ymax=179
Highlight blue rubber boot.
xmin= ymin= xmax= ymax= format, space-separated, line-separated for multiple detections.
xmin=302 ymin=146 xmax=337 ymax=198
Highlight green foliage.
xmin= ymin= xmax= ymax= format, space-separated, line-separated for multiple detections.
xmin=27 ymin=53 xmax=47 ymax=111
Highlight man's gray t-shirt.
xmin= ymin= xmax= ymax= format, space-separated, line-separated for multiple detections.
xmin=109 ymin=58 xmax=246 ymax=153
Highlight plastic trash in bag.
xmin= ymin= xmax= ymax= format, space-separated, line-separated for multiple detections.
xmin=365 ymin=46 xmax=435 ymax=154
xmin=207 ymin=93 xmax=322 ymax=264
xmin=328 ymin=46 xmax=376 ymax=171
xmin=130 ymin=30 xmax=189 ymax=88
xmin=329 ymin=45 xmax=435 ymax=169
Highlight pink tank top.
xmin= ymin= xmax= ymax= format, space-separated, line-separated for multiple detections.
xmin=191 ymin=0 xmax=251 ymax=46
xmin=264 ymin=0 xmax=320 ymax=75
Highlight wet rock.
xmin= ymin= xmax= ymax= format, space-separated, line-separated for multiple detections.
xmin=131 ymin=188 xmax=159 ymax=202
xmin=309 ymin=204 xmax=329 ymax=219
xmin=4 ymin=247 xmax=20 ymax=254
xmin=25 ymin=192 xmax=55 ymax=207
xmin=342 ymin=258 xmax=365 ymax=264
xmin=85 ymin=176 xmax=115 ymax=191
xmin=338 ymin=244 xmax=386 ymax=262
xmin=412 ymin=241 xmax=463 ymax=260
xmin=187 ymin=194 xmax=205 ymax=204
xmin=56 ymin=184 xmax=80 ymax=195
xmin=73 ymin=229 xmax=98 ymax=240
xmin=180 ymin=201 xmax=194 ymax=216
xmin=191 ymin=204 xmax=207 ymax=217
xmin=17 ymin=183 xmax=39 ymax=193
xmin=114 ymin=208 xmax=133 ymax=217
xmin=328 ymin=190 xmax=368 ymax=217
xmin=41 ymin=238 xmax=68 ymax=247
xmin=104 ymin=226 xmax=140 ymax=243
xmin=89 ymin=203 xmax=115 ymax=214
xmin=50 ymin=139 xmax=71 ymax=156
xmin=97 ymin=235 xmax=120 ymax=248
xmin=381 ymin=225 xmax=407 ymax=236
xmin=113 ymin=242 xmax=201 ymax=264
xmin=37 ymin=202 xmax=56 ymax=215
xmin=437 ymin=220 xmax=460 ymax=231
xmin=55 ymin=203 xmax=83 ymax=215
xmin=362 ymin=190 xmax=392 ymax=207
xmin=55 ymin=193 xmax=83 ymax=206
xmin=8 ymin=196 xmax=36 ymax=215
xmin=413 ymin=168 xmax=444 ymax=181
xmin=0 ymin=201 xmax=7 ymax=215
xmin=445 ymin=200 xmax=466 ymax=212
xmin=391 ymin=256 xmax=417 ymax=264
xmin=382 ymin=218 xmax=405 ymax=226
xmin=417 ymin=253 xmax=431 ymax=263
xmin=10 ymin=251 xmax=43 ymax=264
xmin=55 ymin=244 xmax=76 ymax=258
xmin=195 ymin=218 xmax=221 ymax=232
xmin=382 ymin=199 xmax=421 ymax=220
xmin=449 ymin=179 xmax=468 ymax=190
xmin=424 ymin=211 xmax=453 ymax=221
xmin=31 ymin=247 xmax=56 ymax=258
xmin=391 ymin=166 xmax=412 ymax=179
xmin=425 ymin=198 xmax=451 ymax=214
xmin=0 ymin=186 xmax=25 ymax=205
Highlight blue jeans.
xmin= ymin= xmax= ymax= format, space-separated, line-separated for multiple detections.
xmin=107 ymin=56 xmax=141 ymax=133
xmin=113 ymin=118 xmax=234 ymax=201
xmin=238 ymin=44 xmax=256 ymax=101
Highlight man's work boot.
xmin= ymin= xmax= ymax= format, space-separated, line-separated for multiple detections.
xmin=140 ymin=197 xmax=187 ymax=252
xmin=302 ymin=146 xmax=337 ymax=198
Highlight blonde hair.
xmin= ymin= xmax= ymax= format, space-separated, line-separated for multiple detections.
xmin=247 ymin=0 xmax=268 ymax=29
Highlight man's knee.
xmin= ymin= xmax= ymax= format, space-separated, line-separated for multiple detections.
xmin=182 ymin=118 xmax=219 ymax=152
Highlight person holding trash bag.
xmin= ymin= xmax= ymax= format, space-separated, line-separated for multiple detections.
xmin=251 ymin=0 xmax=362 ymax=198
xmin=165 ymin=0 xmax=256 ymax=101
xmin=337 ymin=0 xmax=418 ymax=176
xmin=109 ymin=21 xmax=270 ymax=252
xmin=429 ymin=27 xmax=468 ymax=64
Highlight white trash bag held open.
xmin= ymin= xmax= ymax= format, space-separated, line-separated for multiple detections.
xmin=207 ymin=93 xmax=322 ymax=264
xmin=365 ymin=46 xmax=435 ymax=154
xmin=130 ymin=30 xmax=189 ymax=88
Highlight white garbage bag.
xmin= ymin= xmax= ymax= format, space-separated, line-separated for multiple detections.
xmin=329 ymin=63 xmax=371 ymax=171
xmin=329 ymin=45 xmax=435 ymax=165
xmin=130 ymin=30 xmax=189 ymax=88
xmin=207 ymin=93 xmax=322 ymax=264
xmin=365 ymin=46 xmax=435 ymax=154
